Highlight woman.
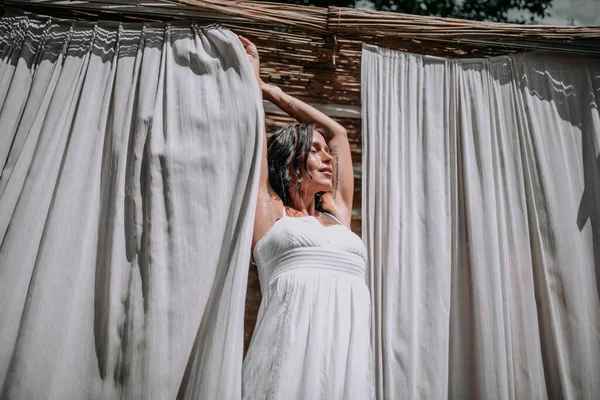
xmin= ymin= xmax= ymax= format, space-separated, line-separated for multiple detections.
xmin=240 ymin=36 xmax=374 ymax=400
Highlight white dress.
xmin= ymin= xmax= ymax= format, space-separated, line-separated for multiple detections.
xmin=243 ymin=207 xmax=374 ymax=399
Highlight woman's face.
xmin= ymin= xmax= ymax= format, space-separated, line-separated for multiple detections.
xmin=290 ymin=130 xmax=333 ymax=195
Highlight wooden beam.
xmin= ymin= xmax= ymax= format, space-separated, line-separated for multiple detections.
xmin=263 ymin=100 xmax=360 ymax=119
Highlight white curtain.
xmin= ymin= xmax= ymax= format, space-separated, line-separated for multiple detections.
xmin=0 ymin=12 xmax=262 ymax=399
xmin=362 ymin=44 xmax=600 ymax=399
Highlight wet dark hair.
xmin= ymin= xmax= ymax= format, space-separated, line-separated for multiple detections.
xmin=267 ymin=123 xmax=326 ymax=212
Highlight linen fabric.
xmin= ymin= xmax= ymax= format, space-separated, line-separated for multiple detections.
xmin=243 ymin=208 xmax=374 ymax=399
xmin=362 ymin=44 xmax=600 ymax=399
xmin=0 ymin=12 xmax=262 ymax=400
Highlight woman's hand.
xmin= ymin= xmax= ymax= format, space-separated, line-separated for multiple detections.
xmin=239 ymin=35 xmax=261 ymax=85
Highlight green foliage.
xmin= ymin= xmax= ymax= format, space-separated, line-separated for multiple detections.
xmin=266 ymin=0 xmax=554 ymax=23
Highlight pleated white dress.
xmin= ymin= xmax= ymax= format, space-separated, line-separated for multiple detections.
xmin=243 ymin=208 xmax=374 ymax=399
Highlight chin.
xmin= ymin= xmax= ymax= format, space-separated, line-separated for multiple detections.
xmin=308 ymin=179 xmax=332 ymax=194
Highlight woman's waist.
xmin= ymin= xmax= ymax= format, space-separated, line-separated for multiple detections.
xmin=257 ymin=247 xmax=367 ymax=285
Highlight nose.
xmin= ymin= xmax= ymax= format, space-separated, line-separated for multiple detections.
xmin=322 ymin=150 xmax=333 ymax=164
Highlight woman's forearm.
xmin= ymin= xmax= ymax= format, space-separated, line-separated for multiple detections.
xmin=262 ymin=84 xmax=346 ymax=141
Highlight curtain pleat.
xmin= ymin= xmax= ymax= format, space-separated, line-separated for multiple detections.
xmin=0 ymin=12 xmax=262 ymax=400
xmin=362 ymin=44 xmax=600 ymax=399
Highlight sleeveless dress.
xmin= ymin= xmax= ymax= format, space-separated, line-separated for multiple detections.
xmin=243 ymin=207 xmax=374 ymax=399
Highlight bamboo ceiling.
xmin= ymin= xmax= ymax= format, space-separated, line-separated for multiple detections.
xmin=3 ymin=0 xmax=600 ymax=105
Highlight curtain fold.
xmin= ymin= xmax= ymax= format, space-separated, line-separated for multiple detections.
xmin=0 ymin=12 xmax=262 ymax=400
xmin=362 ymin=44 xmax=600 ymax=399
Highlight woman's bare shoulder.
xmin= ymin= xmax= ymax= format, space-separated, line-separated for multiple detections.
xmin=253 ymin=189 xmax=284 ymax=249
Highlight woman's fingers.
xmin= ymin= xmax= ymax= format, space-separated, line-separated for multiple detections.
xmin=239 ymin=35 xmax=251 ymax=46
xmin=239 ymin=35 xmax=259 ymax=58
xmin=239 ymin=35 xmax=261 ymax=83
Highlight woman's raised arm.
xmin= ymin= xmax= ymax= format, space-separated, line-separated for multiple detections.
xmin=239 ymin=36 xmax=283 ymax=249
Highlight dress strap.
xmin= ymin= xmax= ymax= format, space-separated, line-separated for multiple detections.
xmin=324 ymin=211 xmax=343 ymax=226
xmin=282 ymin=204 xmax=287 ymax=218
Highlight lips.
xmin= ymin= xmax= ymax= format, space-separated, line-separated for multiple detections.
xmin=319 ymin=167 xmax=333 ymax=176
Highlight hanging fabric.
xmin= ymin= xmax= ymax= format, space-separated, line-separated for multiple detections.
xmin=362 ymin=44 xmax=600 ymax=399
xmin=0 ymin=11 xmax=262 ymax=399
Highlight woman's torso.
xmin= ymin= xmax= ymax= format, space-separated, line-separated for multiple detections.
xmin=252 ymin=208 xmax=368 ymax=288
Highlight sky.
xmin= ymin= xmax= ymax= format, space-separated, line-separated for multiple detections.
xmin=355 ymin=0 xmax=600 ymax=26
xmin=538 ymin=0 xmax=600 ymax=26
